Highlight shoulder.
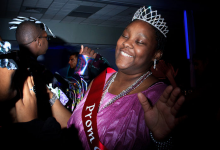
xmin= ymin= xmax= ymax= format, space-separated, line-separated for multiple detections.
xmin=142 ymin=82 xmax=167 ymax=105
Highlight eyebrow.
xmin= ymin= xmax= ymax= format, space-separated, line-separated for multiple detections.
xmin=124 ymin=27 xmax=129 ymax=32
xmin=125 ymin=28 xmax=148 ymax=40
xmin=138 ymin=33 xmax=148 ymax=39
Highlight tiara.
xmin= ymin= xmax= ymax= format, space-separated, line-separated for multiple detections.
xmin=9 ymin=16 xmax=56 ymax=38
xmin=132 ymin=6 xmax=169 ymax=38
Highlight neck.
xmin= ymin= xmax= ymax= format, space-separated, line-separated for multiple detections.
xmin=19 ymin=45 xmax=38 ymax=60
xmin=116 ymin=69 xmax=151 ymax=83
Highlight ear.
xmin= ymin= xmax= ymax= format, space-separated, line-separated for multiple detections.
xmin=36 ymin=38 xmax=41 ymax=47
xmin=152 ymin=50 xmax=163 ymax=61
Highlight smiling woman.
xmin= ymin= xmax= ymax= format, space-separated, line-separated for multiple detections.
xmin=115 ymin=20 xmax=162 ymax=74
xmin=67 ymin=6 xmax=185 ymax=150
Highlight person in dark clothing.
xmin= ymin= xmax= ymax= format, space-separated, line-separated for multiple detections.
xmin=68 ymin=51 xmax=79 ymax=77
xmin=63 ymin=45 xmax=110 ymax=112
xmin=0 ymin=35 xmax=83 ymax=149
xmin=67 ymin=45 xmax=110 ymax=85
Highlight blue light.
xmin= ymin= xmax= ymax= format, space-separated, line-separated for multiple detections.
xmin=79 ymin=55 xmax=88 ymax=75
xmin=184 ymin=10 xmax=190 ymax=59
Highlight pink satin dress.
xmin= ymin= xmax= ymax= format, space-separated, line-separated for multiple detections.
xmin=67 ymin=72 xmax=167 ymax=150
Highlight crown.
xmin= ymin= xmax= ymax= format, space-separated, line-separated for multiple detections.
xmin=132 ymin=6 xmax=169 ymax=38
xmin=9 ymin=16 xmax=56 ymax=38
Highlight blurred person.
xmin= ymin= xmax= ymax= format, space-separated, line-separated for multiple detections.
xmin=14 ymin=20 xmax=54 ymax=120
xmin=151 ymin=59 xmax=178 ymax=88
xmin=172 ymin=51 xmax=219 ymax=149
xmin=60 ymin=46 xmax=110 ymax=112
xmin=0 ymin=39 xmax=65 ymax=149
xmin=67 ymin=45 xmax=110 ymax=84
xmin=9 ymin=18 xmax=74 ymax=123
xmin=68 ymin=51 xmax=79 ymax=76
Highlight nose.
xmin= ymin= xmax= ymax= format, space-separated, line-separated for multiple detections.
xmin=123 ymin=39 xmax=133 ymax=49
xmin=68 ymin=60 xmax=71 ymax=64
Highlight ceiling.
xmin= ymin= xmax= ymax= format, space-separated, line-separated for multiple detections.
xmin=0 ymin=0 xmax=217 ymax=73
xmin=0 ymin=0 xmax=213 ymax=29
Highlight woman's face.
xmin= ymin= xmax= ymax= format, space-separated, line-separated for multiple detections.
xmin=115 ymin=20 xmax=159 ymax=74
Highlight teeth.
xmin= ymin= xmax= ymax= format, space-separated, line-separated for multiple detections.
xmin=121 ymin=51 xmax=133 ymax=57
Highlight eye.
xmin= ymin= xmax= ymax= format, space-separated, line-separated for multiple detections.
xmin=121 ymin=34 xmax=128 ymax=38
xmin=136 ymin=40 xmax=144 ymax=45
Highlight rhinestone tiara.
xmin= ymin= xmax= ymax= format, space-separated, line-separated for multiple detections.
xmin=132 ymin=6 xmax=169 ymax=38
xmin=9 ymin=16 xmax=56 ymax=38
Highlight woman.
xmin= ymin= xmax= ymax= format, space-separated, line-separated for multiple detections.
xmin=67 ymin=6 xmax=185 ymax=150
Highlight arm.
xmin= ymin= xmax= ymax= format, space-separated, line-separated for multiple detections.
xmin=48 ymin=74 xmax=93 ymax=129
xmin=47 ymin=89 xmax=72 ymax=129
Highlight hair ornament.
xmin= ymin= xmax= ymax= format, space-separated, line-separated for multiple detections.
xmin=0 ymin=41 xmax=18 ymax=70
xmin=9 ymin=16 xmax=56 ymax=38
xmin=132 ymin=6 xmax=169 ymax=37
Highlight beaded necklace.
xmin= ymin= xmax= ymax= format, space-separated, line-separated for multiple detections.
xmin=98 ymin=71 xmax=152 ymax=112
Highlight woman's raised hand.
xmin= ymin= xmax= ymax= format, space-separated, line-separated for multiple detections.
xmin=138 ymin=85 xmax=186 ymax=141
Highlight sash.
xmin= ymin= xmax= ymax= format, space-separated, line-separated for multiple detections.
xmin=82 ymin=67 xmax=116 ymax=150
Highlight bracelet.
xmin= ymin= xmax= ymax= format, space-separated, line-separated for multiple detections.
xmin=149 ymin=131 xmax=173 ymax=150
xmin=49 ymin=92 xmax=58 ymax=106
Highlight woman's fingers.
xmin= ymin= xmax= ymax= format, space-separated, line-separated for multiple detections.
xmin=138 ymin=92 xmax=152 ymax=113
xmin=27 ymin=76 xmax=35 ymax=96
xmin=171 ymin=95 xmax=185 ymax=116
xmin=93 ymin=53 xmax=97 ymax=59
xmin=166 ymin=87 xmax=181 ymax=107
xmin=159 ymin=85 xmax=173 ymax=103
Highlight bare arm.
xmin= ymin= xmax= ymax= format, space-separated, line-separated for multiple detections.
xmin=51 ymin=97 xmax=72 ymax=129
xmin=47 ymin=89 xmax=71 ymax=129
xmin=49 ymin=79 xmax=93 ymax=129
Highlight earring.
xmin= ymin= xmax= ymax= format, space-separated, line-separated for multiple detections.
xmin=153 ymin=59 xmax=157 ymax=69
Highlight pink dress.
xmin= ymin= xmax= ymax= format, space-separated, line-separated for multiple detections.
xmin=67 ymin=72 xmax=167 ymax=150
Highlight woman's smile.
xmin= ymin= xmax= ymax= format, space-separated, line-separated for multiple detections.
xmin=120 ymin=50 xmax=134 ymax=58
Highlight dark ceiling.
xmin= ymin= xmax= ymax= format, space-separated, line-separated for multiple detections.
xmin=0 ymin=0 xmax=215 ymax=29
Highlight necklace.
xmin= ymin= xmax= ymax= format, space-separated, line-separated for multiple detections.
xmin=98 ymin=71 xmax=152 ymax=112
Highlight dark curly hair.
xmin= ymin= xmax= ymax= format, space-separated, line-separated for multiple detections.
xmin=154 ymin=26 xmax=167 ymax=52
xmin=70 ymin=52 xmax=79 ymax=58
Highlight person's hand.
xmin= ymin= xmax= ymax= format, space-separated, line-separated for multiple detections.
xmin=79 ymin=45 xmax=97 ymax=59
xmin=166 ymin=63 xmax=178 ymax=78
xmin=15 ymin=76 xmax=37 ymax=122
xmin=138 ymin=85 xmax=186 ymax=141
xmin=46 ymin=85 xmax=54 ymax=100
